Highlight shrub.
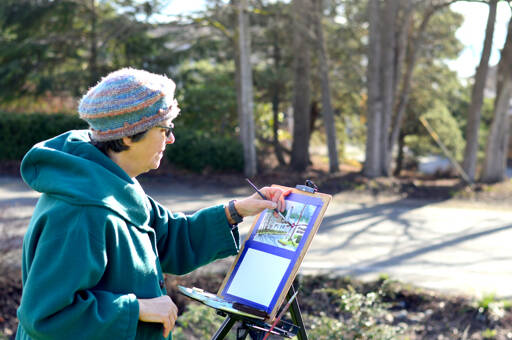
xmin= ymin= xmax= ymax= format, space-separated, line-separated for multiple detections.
xmin=173 ymin=303 xmax=236 ymax=340
xmin=174 ymin=61 xmax=237 ymax=137
xmin=405 ymin=101 xmax=465 ymax=161
xmin=0 ymin=112 xmax=87 ymax=161
xmin=0 ymin=113 xmax=244 ymax=173
xmin=306 ymin=284 xmax=404 ymax=340
xmin=166 ymin=128 xmax=244 ymax=173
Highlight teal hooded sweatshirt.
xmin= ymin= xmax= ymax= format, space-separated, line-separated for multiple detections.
xmin=16 ymin=130 xmax=240 ymax=340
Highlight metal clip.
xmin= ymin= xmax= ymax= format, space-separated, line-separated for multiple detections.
xmin=296 ymin=180 xmax=318 ymax=193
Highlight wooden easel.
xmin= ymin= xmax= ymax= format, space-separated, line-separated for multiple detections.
xmin=177 ymin=182 xmax=330 ymax=340
xmin=211 ymin=181 xmax=329 ymax=340
xmin=211 ymin=284 xmax=308 ymax=340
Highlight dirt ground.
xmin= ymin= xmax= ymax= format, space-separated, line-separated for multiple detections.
xmin=2 ymin=271 xmax=512 ymax=339
xmin=2 ymin=160 xmax=512 ymax=339
xmin=165 ymin=271 xmax=512 ymax=340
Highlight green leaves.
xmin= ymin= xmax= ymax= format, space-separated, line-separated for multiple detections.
xmin=0 ymin=0 xmax=170 ymax=102
xmin=0 ymin=112 xmax=88 ymax=161
xmin=166 ymin=127 xmax=243 ymax=173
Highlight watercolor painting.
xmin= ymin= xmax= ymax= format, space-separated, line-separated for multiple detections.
xmin=253 ymin=200 xmax=316 ymax=251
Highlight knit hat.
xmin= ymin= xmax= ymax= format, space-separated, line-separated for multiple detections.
xmin=78 ymin=68 xmax=180 ymax=141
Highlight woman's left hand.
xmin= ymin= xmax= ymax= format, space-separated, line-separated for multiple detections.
xmin=234 ymin=186 xmax=291 ymax=218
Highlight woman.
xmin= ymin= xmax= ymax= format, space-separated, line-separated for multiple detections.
xmin=16 ymin=68 xmax=288 ymax=339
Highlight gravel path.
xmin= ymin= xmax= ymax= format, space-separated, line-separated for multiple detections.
xmin=2 ymin=175 xmax=511 ymax=299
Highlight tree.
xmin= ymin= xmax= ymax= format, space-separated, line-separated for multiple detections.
xmin=363 ymin=0 xmax=383 ymax=178
xmin=364 ymin=0 xmax=460 ymax=178
xmin=290 ymin=0 xmax=313 ymax=171
xmin=234 ymin=0 xmax=257 ymax=177
xmin=406 ymin=101 xmax=465 ymax=161
xmin=250 ymin=1 xmax=293 ymax=166
xmin=480 ymin=18 xmax=512 ymax=183
xmin=378 ymin=0 xmax=399 ymax=176
xmin=313 ymin=0 xmax=339 ymax=173
xmin=395 ymin=60 xmax=467 ymax=174
xmin=462 ymin=0 xmax=497 ymax=182
xmin=174 ymin=61 xmax=238 ymax=136
xmin=0 ymin=0 xmax=169 ymax=102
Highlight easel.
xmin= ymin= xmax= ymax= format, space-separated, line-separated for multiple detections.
xmin=211 ymin=181 xmax=324 ymax=340
xmin=211 ymin=283 xmax=308 ymax=340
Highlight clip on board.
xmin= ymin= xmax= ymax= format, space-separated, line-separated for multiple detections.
xmin=216 ymin=184 xmax=331 ymax=321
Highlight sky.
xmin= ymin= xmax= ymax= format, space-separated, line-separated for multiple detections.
xmin=160 ymin=1 xmax=511 ymax=80
xmin=448 ymin=1 xmax=511 ymax=79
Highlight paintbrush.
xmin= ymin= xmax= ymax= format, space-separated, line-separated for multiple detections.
xmin=245 ymin=178 xmax=294 ymax=228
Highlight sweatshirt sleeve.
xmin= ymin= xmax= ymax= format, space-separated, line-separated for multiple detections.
xmin=147 ymin=196 xmax=240 ymax=275
xmin=17 ymin=209 xmax=139 ymax=340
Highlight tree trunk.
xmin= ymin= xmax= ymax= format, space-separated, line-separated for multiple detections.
xmin=235 ymin=0 xmax=257 ymax=177
xmin=271 ymin=34 xmax=286 ymax=166
xmin=462 ymin=0 xmax=497 ymax=181
xmin=379 ymin=0 xmax=398 ymax=176
xmin=313 ymin=0 xmax=339 ymax=173
xmin=89 ymin=0 xmax=98 ymax=84
xmin=480 ymin=80 xmax=512 ymax=183
xmin=481 ymin=19 xmax=512 ymax=183
xmin=290 ymin=0 xmax=312 ymax=171
xmin=363 ymin=0 xmax=383 ymax=178
xmin=272 ymin=92 xmax=286 ymax=166
xmin=393 ymin=0 xmax=413 ymax=103
xmin=394 ymin=130 xmax=406 ymax=176
xmin=388 ymin=4 xmax=441 ymax=175
xmin=272 ymin=18 xmax=286 ymax=166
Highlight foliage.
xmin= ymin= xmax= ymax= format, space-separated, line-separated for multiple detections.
xmin=173 ymin=60 xmax=238 ymax=137
xmin=477 ymin=293 xmax=506 ymax=322
xmin=0 ymin=0 xmax=170 ymax=102
xmin=166 ymin=127 xmax=243 ymax=173
xmin=305 ymin=283 xmax=403 ymax=340
xmin=0 ymin=111 xmax=243 ymax=174
xmin=482 ymin=328 xmax=497 ymax=339
xmin=478 ymin=293 xmax=499 ymax=310
xmin=322 ymin=0 xmax=367 ymax=122
xmin=305 ymin=314 xmax=346 ymax=340
xmin=172 ymin=282 xmax=403 ymax=340
xmin=417 ymin=6 xmax=464 ymax=61
xmin=405 ymin=101 xmax=465 ymax=160
xmin=0 ymin=112 xmax=87 ymax=161
xmin=443 ymin=80 xmax=495 ymax=163
xmin=172 ymin=303 xmax=235 ymax=340
xmin=0 ymin=0 xmax=480 ymax=176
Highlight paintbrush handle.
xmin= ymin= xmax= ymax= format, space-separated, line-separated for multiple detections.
xmin=245 ymin=178 xmax=267 ymax=200
xmin=246 ymin=178 xmax=294 ymax=227
xmin=262 ymin=290 xmax=299 ymax=340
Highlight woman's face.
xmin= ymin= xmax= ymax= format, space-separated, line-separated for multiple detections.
xmin=123 ymin=119 xmax=174 ymax=176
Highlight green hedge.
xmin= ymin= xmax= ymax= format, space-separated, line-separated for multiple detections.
xmin=0 ymin=112 xmax=244 ymax=173
xmin=0 ymin=112 xmax=88 ymax=161
xmin=166 ymin=128 xmax=244 ymax=173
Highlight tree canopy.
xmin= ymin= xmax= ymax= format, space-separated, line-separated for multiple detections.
xmin=3 ymin=0 xmax=508 ymax=182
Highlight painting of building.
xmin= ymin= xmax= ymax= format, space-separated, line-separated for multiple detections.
xmin=253 ymin=201 xmax=316 ymax=251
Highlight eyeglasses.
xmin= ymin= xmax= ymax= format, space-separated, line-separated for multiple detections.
xmin=155 ymin=125 xmax=174 ymax=138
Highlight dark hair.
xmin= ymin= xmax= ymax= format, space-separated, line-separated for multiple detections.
xmin=91 ymin=130 xmax=147 ymax=155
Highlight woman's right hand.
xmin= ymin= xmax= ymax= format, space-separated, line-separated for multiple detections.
xmin=138 ymin=295 xmax=178 ymax=338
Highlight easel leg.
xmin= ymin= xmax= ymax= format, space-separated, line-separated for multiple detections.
xmin=237 ymin=325 xmax=265 ymax=340
xmin=288 ymin=285 xmax=308 ymax=340
xmin=212 ymin=315 xmax=237 ymax=340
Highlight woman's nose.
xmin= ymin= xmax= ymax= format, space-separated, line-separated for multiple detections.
xmin=166 ymin=132 xmax=175 ymax=145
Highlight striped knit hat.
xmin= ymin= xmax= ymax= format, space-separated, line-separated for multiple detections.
xmin=78 ymin=68 xmax=180 ymax=141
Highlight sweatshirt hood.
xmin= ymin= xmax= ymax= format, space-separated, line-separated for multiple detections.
xmin=20 ymin=130 xmax=150 ymax=227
